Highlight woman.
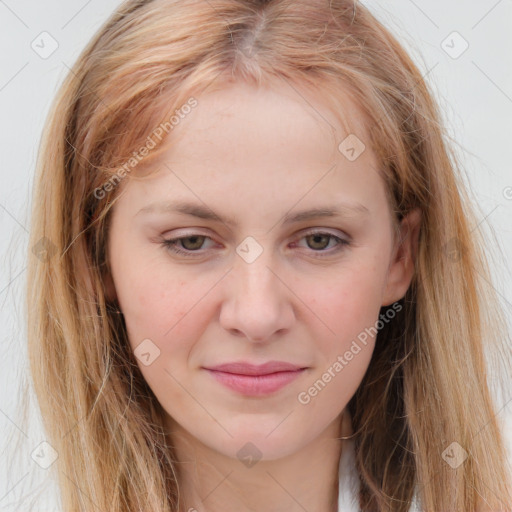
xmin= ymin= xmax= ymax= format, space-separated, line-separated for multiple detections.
xmin=26 ymin=0 xmax=512 ymax=510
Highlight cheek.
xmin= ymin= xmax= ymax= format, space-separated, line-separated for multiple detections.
xmin=114 ymin=260 xmax=211 ymax=400
xmin=294 ymin=260 xmax=385 ymax=414
xmin=112 ymin=244 xmax=206 ymax=356
xmin=302 ymin=257 xmax=388 ymax=348
xmin=122 ymin=274 xmax=204 ymax=350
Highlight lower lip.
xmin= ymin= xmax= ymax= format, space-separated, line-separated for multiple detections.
xmin=205 ymin=369 xmax=306 ymax=396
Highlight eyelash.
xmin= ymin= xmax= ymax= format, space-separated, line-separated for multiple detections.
xmin=161 ymin=230 xmax=351 ymax=258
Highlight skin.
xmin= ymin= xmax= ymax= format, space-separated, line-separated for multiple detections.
xmin=106 ymin=79 xmax=420 ymax=512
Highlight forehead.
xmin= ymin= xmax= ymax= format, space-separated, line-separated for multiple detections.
xmin=209 ymin=78 xmax=360 ymax=131
xmin=140 ymin=78 xmax=375 ymax=176
xmin=112 ymin=79 xmax=387 ymax=226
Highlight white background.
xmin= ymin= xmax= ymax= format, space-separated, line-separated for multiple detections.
xmin=0 ymin=1 xmax=511 ymax=510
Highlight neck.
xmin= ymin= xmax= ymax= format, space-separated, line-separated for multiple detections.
xmin=166 ymin=411 xmax=353 ymax=512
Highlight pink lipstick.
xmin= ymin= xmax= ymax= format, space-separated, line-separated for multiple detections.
xmin=204 ymin=361 xmax=307 ymax=396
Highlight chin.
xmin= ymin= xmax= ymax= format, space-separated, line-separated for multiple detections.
xmin=196 ymin=418 xmax=314 ymax=462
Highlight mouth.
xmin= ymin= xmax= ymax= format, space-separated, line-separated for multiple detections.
xmin=203 ymin=361 xmax=308 ymax=396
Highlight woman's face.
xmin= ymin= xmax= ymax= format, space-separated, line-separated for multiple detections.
xmin=107 ymin=80 xmax=417 ymax=461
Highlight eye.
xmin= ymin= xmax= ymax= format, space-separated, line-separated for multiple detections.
xmin=161 ymin=234 xmax=214 ymax=256
xmin=291 ymin=229 xmax=350 ymax=257
xmin=161 ymin=229 xmax=350 ymax=258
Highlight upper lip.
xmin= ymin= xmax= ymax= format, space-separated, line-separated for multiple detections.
xmin=204 ymin=361 xmax=307 ymax=376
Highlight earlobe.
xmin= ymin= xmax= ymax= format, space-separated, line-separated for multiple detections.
xmin=381 ymin=208 xmax=421 ymax=306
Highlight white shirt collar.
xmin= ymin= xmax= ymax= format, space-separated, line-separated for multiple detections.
xmin=337 ymin=437 xmax=360 ymax=511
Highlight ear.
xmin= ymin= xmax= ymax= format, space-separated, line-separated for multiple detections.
xmin=381 ymin=208 xmax=421 ymax=306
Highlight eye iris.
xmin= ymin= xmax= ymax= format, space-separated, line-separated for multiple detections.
xmin=306 ymin=234 xmax=330 ymax=250
xmin=181 ymin=235 xmax=205 ymax=250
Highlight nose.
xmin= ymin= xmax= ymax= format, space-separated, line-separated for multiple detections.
xmin=219 ymin=248 xmax=295 ymax=343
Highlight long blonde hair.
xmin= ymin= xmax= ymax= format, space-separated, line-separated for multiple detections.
xmin=26 ymin=0 xmax=512 ymax=510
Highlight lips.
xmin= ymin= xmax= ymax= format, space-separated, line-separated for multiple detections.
xmin=203 ymin=361 xmax=308 ymax=396
xmin=205 ymin=361 xmax=306 ymax=375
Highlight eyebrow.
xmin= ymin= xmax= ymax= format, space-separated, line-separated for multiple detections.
xmin=136 ymin=200 xmax=369 ymax=226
